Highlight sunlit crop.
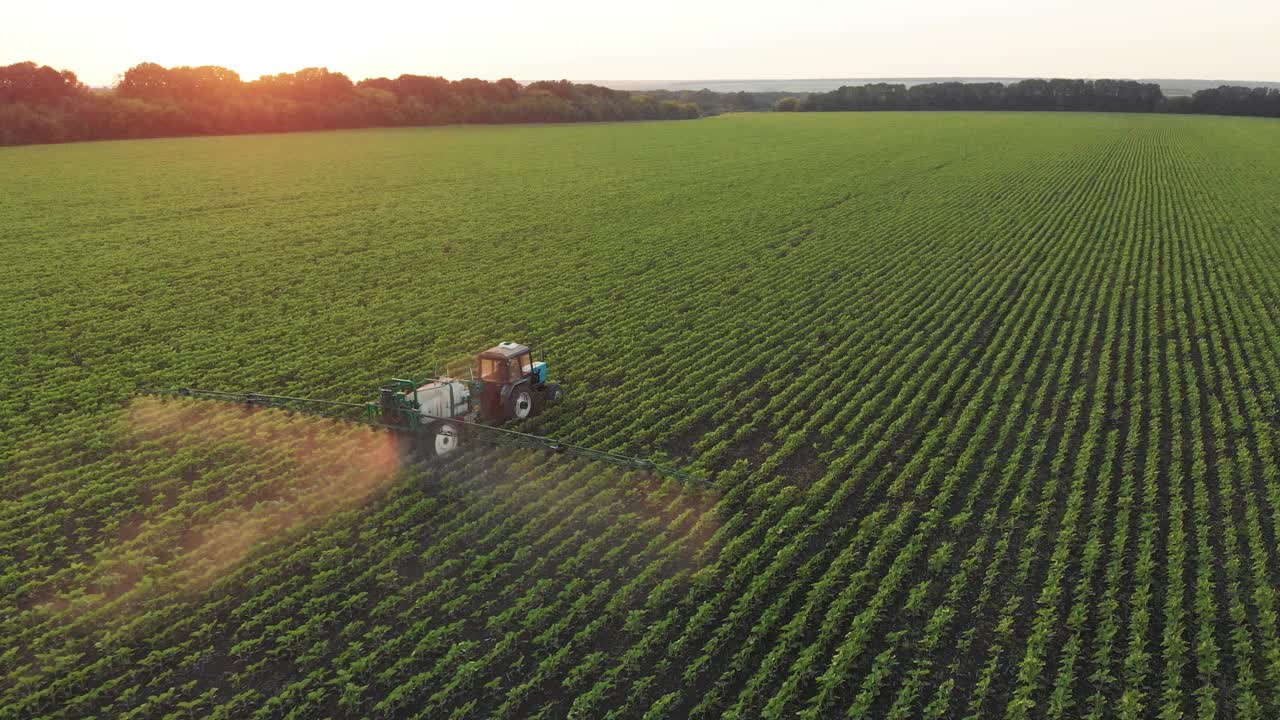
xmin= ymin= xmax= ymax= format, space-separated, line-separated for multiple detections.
xmin=4 ymin=111 xmax=1280 ymax=717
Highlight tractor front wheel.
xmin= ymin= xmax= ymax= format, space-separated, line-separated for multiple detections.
xmin=531 ymin=383 xmax=562 ymax=417
xmin=543 ymin=383 xmax=564 ymax=404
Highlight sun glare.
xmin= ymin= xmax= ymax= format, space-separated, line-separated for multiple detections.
xmin=123 ymin=2 xmax=364 ymax=82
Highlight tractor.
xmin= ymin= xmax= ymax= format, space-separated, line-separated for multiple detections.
xmin=368 ymin=342 xmax=564 ymax=456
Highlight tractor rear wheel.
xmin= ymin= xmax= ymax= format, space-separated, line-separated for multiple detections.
xmin=429 ymin=421 xmax=460 ymax=457
xmin=511 ymin=388 xmax=534 ymax=421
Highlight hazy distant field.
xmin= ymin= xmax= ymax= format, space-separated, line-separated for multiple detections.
xmin=5 ymin=112 xmax=1280 ymax=718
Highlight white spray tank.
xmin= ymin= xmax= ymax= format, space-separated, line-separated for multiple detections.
xmin=411 ymin=379 xmax=472 ymax=419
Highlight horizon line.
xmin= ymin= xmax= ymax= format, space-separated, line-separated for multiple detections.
xmin=586 ymin=75 xmax=1280 ymax=85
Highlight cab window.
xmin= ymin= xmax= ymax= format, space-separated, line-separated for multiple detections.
xmin=509 ymin=353 xmax=530 ymax=380
xmin=479 ymin=356 xmax=507 ymax=382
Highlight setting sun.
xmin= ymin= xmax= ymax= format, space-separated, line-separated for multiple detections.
xmin=107 ymin=2 xmax=373 ymax=82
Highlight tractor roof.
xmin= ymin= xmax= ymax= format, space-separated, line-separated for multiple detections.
xmin=479 ymin=341 xmax=529 ymax=359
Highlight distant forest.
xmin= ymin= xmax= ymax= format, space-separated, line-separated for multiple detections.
xmin=3 ymin=62 xmax=1280 ymax=146
xmin=781 ymin=79 xmax=1280 ymax=117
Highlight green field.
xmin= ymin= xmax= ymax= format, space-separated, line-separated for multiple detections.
xmin=5 ymin=111 xmax=1280 ymax=718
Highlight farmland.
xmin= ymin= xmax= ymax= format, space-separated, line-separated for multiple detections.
xmin=4 ymin=111 xmax=1280 ymax=717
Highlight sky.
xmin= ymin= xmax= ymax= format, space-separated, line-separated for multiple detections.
xmin=6 ymin=0 xmax=1279 ymax=87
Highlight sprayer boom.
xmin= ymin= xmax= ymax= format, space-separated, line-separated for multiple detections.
xmin=137 ymin=386 xmax=705 ymax=486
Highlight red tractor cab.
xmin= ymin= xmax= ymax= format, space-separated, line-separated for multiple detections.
xmin=475 ymin=342 xmax=561 ymax=423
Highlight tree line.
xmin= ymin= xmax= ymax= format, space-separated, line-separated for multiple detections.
xmin=1161 ymin=85 xmax=1280 ymax=117
xmin=0 ymin=61 xmax=703 ymax=146
xmin=5 ymin=62 xmax=1280 ymax=146
xmin=785 ymin=79 xmax=1164 ymax=112
xmin=778 ymin=79 xmax=1280 ymax=119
